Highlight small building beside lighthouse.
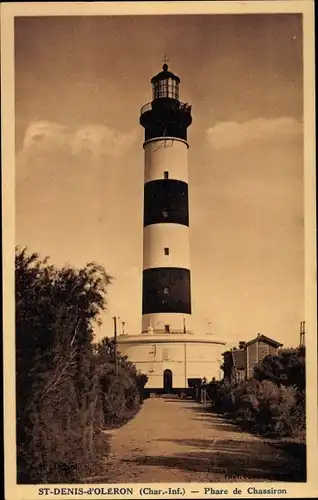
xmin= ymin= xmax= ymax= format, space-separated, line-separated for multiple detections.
xmin=117 ymin=62 xmax=226 ymax=391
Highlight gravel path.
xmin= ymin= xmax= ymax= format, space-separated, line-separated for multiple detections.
xmin=94 ymin=397 xmax=305 ymax=483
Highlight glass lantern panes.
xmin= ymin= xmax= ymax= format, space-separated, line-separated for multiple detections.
xmin=153 ymin=77 xmax=179 ymax=100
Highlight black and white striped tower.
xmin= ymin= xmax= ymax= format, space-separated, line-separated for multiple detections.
xmin=140 ymin=62 xmax=192 ymax=334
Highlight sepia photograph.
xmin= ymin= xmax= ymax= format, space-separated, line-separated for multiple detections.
xmin=2 ymin=1 xmax=317 ymax=499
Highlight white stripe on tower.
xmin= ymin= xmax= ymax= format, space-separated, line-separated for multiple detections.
xmin=144 ymin=137 xmax=189 ymax=184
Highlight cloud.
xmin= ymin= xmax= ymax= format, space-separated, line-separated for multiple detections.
xmin=206 ymin=117 xmax=303 ymax=150
xmin=72 ymin=125 xmax=138 ymax=157
xmin=22 ymin=121 xmax=72 ymax=150
xmin=21 ymin=120 xmax=138 ymax=158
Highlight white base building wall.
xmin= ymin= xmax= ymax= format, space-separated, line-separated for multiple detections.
xmin=117 ymin=336 xmax=226 ymax=388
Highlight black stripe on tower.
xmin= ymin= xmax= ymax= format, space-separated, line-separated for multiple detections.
xmin=142 ymin=267 xmax=191 ymax=315
xmin=140 ymin=99 xmax=192 ymax=142
xmin=144 ymin=179 xmax=189 ymax=226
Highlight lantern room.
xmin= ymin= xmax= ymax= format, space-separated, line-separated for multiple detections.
xmin=151 ymin=63 xmax=180 ymax=101
xmin=140 ymin=61 xmax=192 ymax=142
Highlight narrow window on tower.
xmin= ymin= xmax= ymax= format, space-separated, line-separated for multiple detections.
xmin=164 ymin=171 xmax=169 ymax=179
xmin=164 ymin=247 xmax=169 ymax=256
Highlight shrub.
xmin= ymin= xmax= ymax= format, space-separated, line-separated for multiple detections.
xmin=95 ymin=337 xmax=148 ymax=428
xmin=15 ymin=247 xmax=147 ymax=483
xmin=254 ymin=349 xmax=306 ymax=392
xmin=214 ymin=380 xmax=238 ymax=412
xmin=214 ymin=378 xmax=305 ymax=438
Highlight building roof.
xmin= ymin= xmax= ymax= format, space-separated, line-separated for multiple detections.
xmin=245 ymin=334 xmax=283 ymax=348
xmin=221 ymin=349 xmax=245 ymax=370
xmin=117 ymin=334 xmax=226 ymax=345
xmin=232 ymin=349 xmax=245 ymax=370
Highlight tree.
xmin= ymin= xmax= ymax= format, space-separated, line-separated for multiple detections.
xmin=15 ymin=247 xmax=112 ymax=482
xmin=253 ymin=355 xmax=287 ymax=386
xmin=254 ymin=349 xmax=305 ymax=391
xmin=16 ymin=246 xmax=148 ymax=482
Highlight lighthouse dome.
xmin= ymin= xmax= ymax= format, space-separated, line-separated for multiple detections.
xmin=151 ymin=64 xmax=180 ymax=84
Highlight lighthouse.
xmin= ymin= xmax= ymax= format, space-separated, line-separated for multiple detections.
xmin=140 ymin=62 xmax=192 ymax=335
xmin=117 ymin=61 xmax=226 ymax=391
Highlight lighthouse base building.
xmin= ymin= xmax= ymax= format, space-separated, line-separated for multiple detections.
xmin=117 ymin=62 xmax=226 ymax=391
xmin=117 ymin=333 xmax=226 ymax=391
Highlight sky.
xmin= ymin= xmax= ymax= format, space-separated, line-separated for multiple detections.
xmin=15 ymin=13 xmax=304 ymax=347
